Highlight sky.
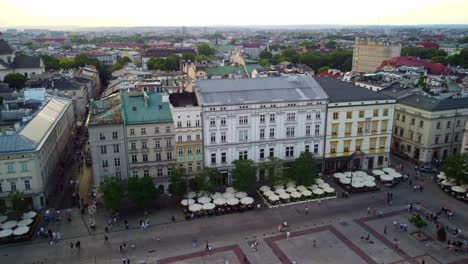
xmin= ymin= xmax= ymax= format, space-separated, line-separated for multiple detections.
xmin=0 ymin=0 xmax=467 ymax=28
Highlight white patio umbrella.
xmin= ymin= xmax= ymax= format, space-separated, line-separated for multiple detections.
xmin=286 ymin=187 xmax=296 ymax=193
xmin=333 ymin=173 xmax=345 ymax=179
xmin=451 ymin=186 xmax=467 ymax=193
xmin=279 ymin=193 xmax=290 ymax=200
xmin=315 ymin=179 xmax=324 ymax=184
xmin=318 ymin=183 xmax=330 ymax=189
xmin=372 ymin=170 xmax=385 ymax=176
xmin=286 ymin=181 xmax=296 ymax=188
xmin=313 ymin=189 xmax=324 ymax=195
xmin=268 ymin=194 xmax=279 ymax=201
xmin=323 ymin=187 xmax=335 ymax=193
xmin=383 ymin=168 xmax=396 ymax=173
xmin=259 ymin=186 xmax=270 ymax=192
xmin=202 ymin=203 xmax=216 ymax=210
xmin=223 ymin=192 xmax=235 ymax=199
xmin=352 ymin=182 xmax=364 ymax=188
xmin=441 ymin=180 xmax=456 ymax=186
xmin=226 ymin=187 xmax=237 ymax=193
xmin=263 ymin=190 xmax=275 ymax=197
xmin=235 ymin=192 xmax=248 ymax=198
xmin=0 ymin=215 xmax=7 ymax=223
xmin=296 ymin=185 xmax=307 ymax=192
xmin=227 ymin=198 xmax=240 ymax=205
xmin=240 ymin=197 xmax=254 ymax=205
xmin=301 ymin=190 xmax=312 ymax=196
xmin=344 ymin=172 xmax=352 ymax=177
xmin=213 ymin=198 xmax=227 ymax=205
xmin=437 ymin=174 xmax=447 ymax=180
xmin=197 ymin=196 xmax=211 ymax=204
xmin=364 ymin=181 xmax=376 ymax=187
xmin=364 ymin=176 xmax=375 ymax=181
xmin=290 ymin=192 xmax=302 ymax=198
xmin=389 ymin=172 xmax=402 ymax=178
xmin=1 ymin=220 xmax=17 ymax=229
xmin=189 ymin=204 xmax=202 ymax=212
xmin=310 ymin=184 xmax=319 ymax=189
xmin=0 ymin=229 xmax=13 ymax=238
xmin=340 ymin=178 xmax=351 ymax=184
xmin=276 ymin=189 xmax=286 ymax=194
xmin=181 ymin=198 xmax=195 ymax=206
xmin=13 ymin=226 xmax=29 ymax=236
xmin=22 ymin=211 xmax=37 ymax=219
xmin=380 ymin=174 xmax=394 ymax=181
xmin=186 ymin=192 xmax=197 ymax=199
xmin=211 ymin=192 xmax=223 ymax=199
xmin=355 ymin=171 xmax=367 ymax=177
xmin=17 ymin=218 xmax=33 ymax=227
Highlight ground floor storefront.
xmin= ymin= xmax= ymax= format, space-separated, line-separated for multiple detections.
xmin=324 ymin=152 xmax=389 ymax=174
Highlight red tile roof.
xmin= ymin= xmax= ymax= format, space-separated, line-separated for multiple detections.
xmin=317 ymin=71 xmax=343 ymax=78
xmin=416 ymin=42 xmax=439 ymax=49
xmin=378 ymin=56 xmax=452 ymax=76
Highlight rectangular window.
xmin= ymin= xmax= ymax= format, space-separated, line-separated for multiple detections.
xmin=156 ymin=153 xmax=161 ymax=161
xmin=24 ymin=179 xmax=31 ymax=190
xmin=197 ymin=162 xmax=201 ymax=171
xmin=166 ymin=139 xmax=172 ymax=147
xmin=210 ymin=132 xmax=216 ymax=143
xmin=155 ymin=140 xmax=160 ymax=148
xmin=383 ymin=109 xmax=389 ymax=116
xmin=305 ymin=145 xmax=310 ymax=153
xmin=287 ymin=113 xmax=296 ymax=121
xmin=396 ymin=113 xmax=400 ymax=120
xmin=167 ymin=168 xmax=172 ymax=177
xmin=370 ymin=139 xmax=376 ymax=150
xmin=260 ymin=114 xmax=266 ymax=123
xmin=157 ymin=169 xmax=163 ymax=177
xmin=356 ymin=140 xmax=362 ymax=151
xmin=305 ymin=125 xmax=311 ymax=136
xmin=333 ymin=112 xmax=339 ymax=120
xmin=239 ymin=130 xmax=248 ymax=142
xmin=20 ymin=163 xmax=28 ymax=172
xmin=113 ymin=144 xmax=120 ymax=153
xmin=417 ymin=135 xmax=422 ymax=143
xmin=373 ymin=109 xmax=379 ymax=117
xmin=260 ymin=149 xmax=265 ymax=159
xmin=132 ymin=171 xmax=139 ymax=178
xmin=114 ymin=158 xmax=121 ymax=166
xmin=435 ymin=136 xmax=439 ymax=144
xmin=141 ymin=141 xmax=147 ymax=149
xmin=269 ymin=128 xmax=275 ymax=138
xmin=315 ymin=124 xmax=320 ymax=135
xmin=285 ymin=146 xmax=294 ymax=157
xmin=178 ymin=148 xmax=184 ymax=156
xmin=447 ymin=121 xmax=451 ymax=128
xmin=210 ymin=118 xmax=216 ymax=127
xmin=130 ymin=129 xmax=135 ymax=136
xmin=154 ymin=127 xmax=160 ymax=134
xmin=112 ymin=131 xmax=118 ymax=139
xmin=402 ymin=115 xmax=406 ymax=122
xmin=177 ymin=135 xmax=183 ymax=142
xmin=187 ymin=147 xmax=193 ymax=155
xmin=436 ymin=122 xmax=441 ymax=129
xmin=221 ymin=152 xmax=226 ymax=163
xmin=371 ymin=121 xmax=378 ymax=132
xmin=166 ymin=152 xmax=172 ymax=160
xmin=220 ymin=117 xmax=226 ymax=126
xmin=454 ymin=132 xmax=459 ymax=142
xmin=445 ymin=134 xmax=450 ymax=143
xmin=359 ymin=111 xmax=365 ymax=118
xmin=314 ymin=144 xmax=319 ymax=154
xmin=221 ymin=132 xmax=226 ymax=143
xmin=131 ymin=155 xmax=137 ymax=163
xmin=346 ymin=111 xmax=352 ymax=119
xmin=306 ymin=112 xmax=312 ymax=120
xmin=99 ymin=132 xmax=106 ymax=140
xmin=239 ymin=115 xmax=249 ymax=125
xmin=381 ymin=120 xmax=388 ymax=131
xmin=186 ymin=121 xmax=191 ymax=127
xmin=165 ymin=126 xmax=171 ymax=133
xmin=269 ymin=148 xmax=274 ymax=157
xmin=188 ymin=163 xmax=193 ymax=172
xmin=456 ymin=120 xmax=461 ymax=127
xmin=102 ymin=160 xmax=108 ymax=168
xmin=379 ymin=137 xmax=386 ymax=149
xmin=177 ymin=121 xmax=182 ymax=128
xmin=270 ymin=114 xmax=276 ymax=123
xmin=143 ymin=170 xmax=150 ymax=177
xmin=344 ymin=141 xmax=350 ymax=152
xmin=141 ymin=128 xmax=146 ymax=135
xmin=131 ymin=142 xmax=136 ymax=150
xmin=196 ymin=119 xmax=200 ymax=126
xmin=10 ymin=181 xmax=16 ymax=192
xmin=286 ymin=126 xmax=295 ymax=137
xmin=196 ymin=134 xmax=201 ymax=140
xmin=331 ymin=142 xmax=337 ymax=153
xmin=345 ymin=123 xmax=352 ymax=135
xmin=211 ymin=153 xmax=216 ymax=164
xmin=315 ymin=112 xmax=321 ymax=119
xmin=260 ymin=128 xmax=265 ymax=139
xmin=419 ymin=120 xmax=424 ymax=128
xmin=238 ymin=151 xmax=248 ymax=160
xmin=196 ymin=147 xmax=201 ymax=154
xmin=332 ymin=124 xmax=339 ymax=136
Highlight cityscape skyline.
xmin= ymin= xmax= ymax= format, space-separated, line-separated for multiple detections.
xmin=1 ymin=0 xmax=467 ymax=28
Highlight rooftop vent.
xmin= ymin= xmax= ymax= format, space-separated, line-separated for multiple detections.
xmin=132 ymin=106 xmax=137 ymax=111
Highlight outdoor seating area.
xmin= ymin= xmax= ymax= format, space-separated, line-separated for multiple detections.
xmin=181 ymin=187 xmax=255 ymax=220
xmin=0 ymin=211 xmax=39 ymax=244
xmin=258 ymin=179 xmax=336 ymax=208
xmin=333 ymin=170 xmax=382 ymax=193
xmin=373 ymin=168 xmax=405 ymax=187
xmin=436 ymin=172 xmax=467 ymax=202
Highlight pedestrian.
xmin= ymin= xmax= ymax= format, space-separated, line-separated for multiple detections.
xmin=305 ymin=206 xmax=309 ymax=215
xmin=205 ymin=241 xmax=209 ymax=252
xmin=69 ymin=242 xmax=74 ymax=249
xmin=122 ymin=257 xmax=127 ymax=264
xmin=123 ymin=242 xmax=127 ymax=251
xmin=286 ymin=231 xmax=291 ymax=240
xmin=384 ymin=225 xmax=387 ymax=235
xmin=104 ymin=235 xmax=108 ymax=242
xmin=119 ymin=244 xmax=123 ymax=252
xmin=75 ymin=240 xmax=81 ymax=249
xmin=367 ymin=207 xmax=371 ymax=215
xmin=171 ymin=215 xmax=175 ymax=222
xmin=313 ymin=240 xmax=316 ymax=248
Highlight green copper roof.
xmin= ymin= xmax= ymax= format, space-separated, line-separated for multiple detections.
xmin=206 ymin=66 xmax=247 ymax=78
xmin=121 ymin=93 xmax=173 ymax=125
xmin=246 ymin=64 xmax=265 ymax=73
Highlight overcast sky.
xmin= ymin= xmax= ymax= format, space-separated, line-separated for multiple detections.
xmin=0 ymin=0 xmax=467 ymax=28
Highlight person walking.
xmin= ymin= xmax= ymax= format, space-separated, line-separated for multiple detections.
xmin=69 ymin=242 xmax=74 ymax=249
xmin=286 ymin=231 xmax=291 ymax=240
xmin=313 ymin=240 xmax=316 ymax=248
xmin=75 ymin=240 xmax=81 ymax=250
xmin=305 ymin=206 xmax=309 ymax=215
xmin=104 ymin=235 xmax=108 ymax=243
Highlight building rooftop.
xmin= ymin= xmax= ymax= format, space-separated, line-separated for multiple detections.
xmin=398 ymin=94 xmax=468 ymax=111
xmin=196 ymin=75 xmax=328 ymax=106
xmin=0 ymin=38 xmax=13 ymax=55
xmin=206 ymin=66 xmax=247 ymax=78
xmin=88 ymin=94 xmax=123 ymax=126
xmin=169 ymin=92 xmax=199 ymax=107
xmin=0 ymin=135 xmax=35 ymax=153
xmin=121 ymin=92 xmax=172 ymax=125
xmin=315 ymin=77 xmax=394 ymax=103
xmin=12 ymin=56 xmax=42 ymax=69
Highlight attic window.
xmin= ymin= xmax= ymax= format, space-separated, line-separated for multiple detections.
xmin=132 ymin=106 xmax=137 ymax=111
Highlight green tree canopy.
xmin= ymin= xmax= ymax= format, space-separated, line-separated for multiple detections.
xmin=3 ymin=73 xmax=27 ymax=89
xmin=9 ymin=192 xmax=29 ymax=213
xmin=401 ymin=47 xmax=447 ymax=60
xmin=168 ymin=167 xmax=188 ymax=198
xmin=146 ymin=56 xmax=180 ymax=71
xmin=260 ymin=157 xmax=287 ymax=186
xmin=259 ymin=58 xmax=271 ymax=67
xmin=203 ymin=167 xmax=222 ymax=189
xmin=281 ymin=48 xmax=299 ymax=63
xmin=232 ymin=159 xmax=257 ymax=191
xmin=182 ymin=53 xmax=196 ymax=61
xmin=189 ymin=173 xmax=210 ymax=193
xmin=259 ymin=50 xmax=273 ymax=60
xmin=299 ymin=41 xmax=317 ymax=48
xmin=317 ymin=66 xmax=330 ymax=74
xmin=100 ymin=177 xmax=125 ymax=211
xmin=127 ymin=175 xmax=158 ymax=209
xmin=292 ymin=152 xmax=319 ymax=186
xmin=40 ymin=55 xmax=60 ymax=70
xmin=442 ymin=153 xmax=468 ymax=185
xmin=59 ymin=57 xmax=76 ymax=69
xmin=298 ymin=52 xmax=322 ymax=70
xmin=197 ymin=43 xmax=216 ymax=56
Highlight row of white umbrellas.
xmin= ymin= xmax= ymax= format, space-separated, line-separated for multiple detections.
xmin=186 ymin=196 xmax=254 ymax=212
xmin=0 ymin=226 xmax=29 ymax=238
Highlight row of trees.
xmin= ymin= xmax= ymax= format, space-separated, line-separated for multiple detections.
xmin=258 ymin=49 xmax=353 ymax=72
xmin=146 ymin=55 xmax=180 ymax=71
xmin=442 ymin=153 xmax=468 ymax=185
xmin=431 ymin=48 xmax=468 ymax=69
xmin=100 ymin=175 xmax=158 ymax=211
xmin=111 ymin=56 xmax=132 ymax=72
xmin=401 ymin=47 xmax=447 ymax=60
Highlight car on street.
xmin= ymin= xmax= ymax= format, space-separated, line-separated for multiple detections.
xmin=419 ymin=163 xmax=437 ymax=173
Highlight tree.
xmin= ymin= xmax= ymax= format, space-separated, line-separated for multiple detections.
xmin=189 ymin=173 xmax=209 ymax=193
xmin=401 ymin=47 xmax=447 ymax=60
xmin=147 ymin=57 xmax=165 ymax=70
xmin=9 ymin=192 xmax=29 ymax=213
xmin=292 ymin=152 xmax=319 ymax=186
xmin=259 ymin=50 xmax=273 ymax=60
xmin=118 ymin=56 xmax=132 ymax=64
xmin=260 ymin=157 xmax=287 ymax=185
xmin=408 ymin=215 xmax=427 ymax=238
xmin=323 ymin=50 xmax=353 ymax=71
xmin=299 ymin=41 xmax=316 ymax=49
xmin=100 ymin=177 xmax=125 ymax=211
xmin=325 ymin=40 xmax=337 ymax=48
xmin=3 ymin=73 xmax=27 ymax=89
xmin=195 ymin=55 xmax=211 ymax=62
xmin=59 ymin=58 xmax=76 ymax=69
xmin=127 ymin=175 xmax=158 ymax=209
xmin=229 ymin=39 xmax=236 ymax=45
xmin=62 ymin=44 xmax=72 ymax=50
xmin=182 ymin=53 xmax=196 ymax=62
xmin=164 ymin=55 xmax=180 ymax=71
xmin=431 ymin=56 xmax=447 ymax=64
xmin=197 ymin=43 xmax=216 ymax=56
xmin=281 ymin=48 xmax=299 ymax=63
xmin=203 ymin=167 xmax=222 ymax=189
xmin=232 ymin=159 xmax=257 ymax=191
xmin=40 ymin=55 xmax=60 ymax=70
xmin=442 ymin=153 xmax=468 ymax=185
xmin=317 ymin=66 xmax=330 ymax=74
xmin=298 ymin=52 xmax=322 ymax=70
xmin=169 ymin=167 xmax=188 ymax=198
xmin=259 ymin=59 xmax=271 ymax=67
xmin=112 ymin=63 xmax=125 ymax=72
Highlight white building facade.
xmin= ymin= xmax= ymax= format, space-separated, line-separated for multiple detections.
xmin=196 ymin=76 xmax=328 ymax=183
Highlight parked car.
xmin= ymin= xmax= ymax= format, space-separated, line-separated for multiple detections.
xmin=419 ymin=163 xmax=437 ymax=173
